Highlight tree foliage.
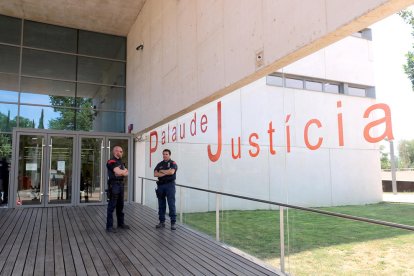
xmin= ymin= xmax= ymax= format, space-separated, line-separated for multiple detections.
xmin=380 ymin=145 xmax=391 ymax=170
xmin=399 ymin=10 xmax=414 ymax=91
xmin=48 ymin=96 xmax=94 ymax=131
xmin=398 ymin=139 xmax=414 ymax=168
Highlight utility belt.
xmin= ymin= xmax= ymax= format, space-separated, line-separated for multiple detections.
xmin=156 ymin=180 xmax=175 ymax=186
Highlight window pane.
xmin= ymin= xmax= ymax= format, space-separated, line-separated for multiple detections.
xmin=0 ymin=74 xmax=19 ymax=96
xmin=348 ymin=87 xmax=366 ymax=97
xmin=19 ymin=105 xmax=75 ymax=130
xmin=0 ymin=103 xmax=18 ymax=131
xmin=21 ymin=77 xmax=76 ymax=107
xmin=77 ymin=57 xmax=125 ymax=86
xmin=0 ymin=45 xmax=20 ymax=74
xmin=77 ymin=83 xmax=125 ymax=111
xmin=86 ymin=111 xmax=125 ymax=132
xmin=0 ymin=15 xmax=21 ymax=45
xmin=286 ymin=78 xmax=303 ymax=89
xmin=79 ymin=30 xmax=126 ymax=60
xmin=22 ymin=49 xmax=76 ymax=80
xmin=305 ymin=80 xmax=323 ymax=91
xmin=266 ymin=75 xmax=283 ymax=86
xmin=325 ymin=83 xmax=339 ymax=93
xmin=24 ymin=20 xmax=77 ymax=53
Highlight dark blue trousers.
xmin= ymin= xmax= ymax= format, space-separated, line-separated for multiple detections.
xmin=106 ymin=183 xmax=124 ymax=229
xmin=157 ymin=182 xmax=176 ymax=223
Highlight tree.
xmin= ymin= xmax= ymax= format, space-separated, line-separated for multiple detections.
xmin=380 ymin=144 xmax=391 ymax=169
xmin=48 ymin=96 xmax=94 ymax=131
xmin=399 ymin=10 xmax=414 ymax=90
xmin=398 ymin=139 xmax=414 ymax=168
xmin=38 ymin=109 xmax=45 ymax=129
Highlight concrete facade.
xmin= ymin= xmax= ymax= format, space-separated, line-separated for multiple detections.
xmin=137 ymin=34 xmax=385 ymax=211
xmin=126 ymin=0 xmax=412 ymax=134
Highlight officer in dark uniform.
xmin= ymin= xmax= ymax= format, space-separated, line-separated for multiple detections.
xmin=154 ymin=149 xmax=178 ymax=230
xmin=106 ymin=146 xmax=129 ymax=233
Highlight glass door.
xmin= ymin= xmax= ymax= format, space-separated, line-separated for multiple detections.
xmin=79 ymin=137 xmax=104 ymax=204
xmin=47 ymin=135 xmax=74 ymax=205
xmin=16 ymin=134 xmax=45 ymax=206
xmin=15 ymin=132 xmax=74 ymax=206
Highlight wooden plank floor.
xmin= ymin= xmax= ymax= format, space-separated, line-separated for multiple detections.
xmin=0 ymin=204 xmax=280 ymax=276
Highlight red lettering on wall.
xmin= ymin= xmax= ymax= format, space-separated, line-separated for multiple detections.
xmin=268 ymin=121 xmax=276 ymax=155
xmin=179 ymin=123 xmax=185 ymax=139
xmin=304 ymin=119 xmax=323 ymax=150
xmin=149 ymin=131 xmax=158 ymax=167
xmin=249 ymin=133 xmax=260 ymax=157
xmin=231 ymin=137 xmax=241 ymax=159
xmin=190 ymin=113 xmax=197 ymax=136
xmin=337 ymin=101 xmax=344 ymax=146
xmin=201 ymin=114 xmax=208 ymax=133
xmin=161 ymin=131 xmax=166 ymax=145
xmin=208 ymin=101 xmax=222 ymax=162
xmin=285 ymin=114 xmax=291 ymax=153
xmin=172 ymin=126 xmax=177 ymax=142
xmin=363 ymin=103 xmax=394 ymax=143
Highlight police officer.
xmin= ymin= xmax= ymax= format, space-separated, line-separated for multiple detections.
xmin=106 ymin=146 xmax=129 ymax=233
xmin=154 ymin=149 xmax=178 ymax=230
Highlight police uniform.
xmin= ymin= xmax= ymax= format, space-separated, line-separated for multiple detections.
xmin=106 ymin=156 xmax=126 ymax=230
xmin=154 ymin=159 xmax=178 ymax=225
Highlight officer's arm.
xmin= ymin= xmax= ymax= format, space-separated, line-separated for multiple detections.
xmin=114 ymin=166 xmax=128 ymax=176
xmin=154 ymin=170 xmax=164 ymax=177
xmin=159 ymin=168 xmax=175 ymax=175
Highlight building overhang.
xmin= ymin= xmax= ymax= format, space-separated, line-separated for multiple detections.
xmin=0 ymin=0 xmax=146 ymax=36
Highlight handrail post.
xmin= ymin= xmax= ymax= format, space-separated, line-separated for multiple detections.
xmin=280 ymin=206 xmax=285 ymax=273
xmin=180 ymin=187 xmax=183 ymax=223
xmin=141 ymin=178 xmax=144 ymax=205
xmin=216 ymin=194 xmax=220 ymax=241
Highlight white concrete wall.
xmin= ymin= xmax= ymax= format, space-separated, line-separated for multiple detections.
xmin=126 ymin=0 xmax=409 ymax=133
xmin=281 ymin=35 xmax=375 ymax=86
xmin=137 ymin=78 xmax=384 ymax=211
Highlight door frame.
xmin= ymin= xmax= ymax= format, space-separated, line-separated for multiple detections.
xmin=10 ymin=128 xmax=133 ymax=208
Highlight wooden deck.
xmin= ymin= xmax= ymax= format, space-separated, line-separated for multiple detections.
xmin=0 ymin=204 xmax=280 ymax=275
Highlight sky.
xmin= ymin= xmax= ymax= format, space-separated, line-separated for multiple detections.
xmin=371 ymin=12 xmax=414 ymax=143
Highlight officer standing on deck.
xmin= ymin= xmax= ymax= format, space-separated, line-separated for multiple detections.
xmin=154 ymin=149 xmax=178 ymax=230
xmin=106 ymin=146 xmax=129 ymax=233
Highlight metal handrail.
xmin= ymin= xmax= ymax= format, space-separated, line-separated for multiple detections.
xmin=138 ymin=176 xmax=414 ymax=232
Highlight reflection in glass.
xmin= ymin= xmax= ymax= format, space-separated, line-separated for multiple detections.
xmin=80 ymin=138 xmax=104 ymax=203
xmin=24 ymin=20 xmax=77 ymax=53
xmin=79 ymin=30 xmax=126 ymax=60
xmin=22 ymin=49 xmax=76 ymax=80
xmin=0 ymin=45 xmax=20 ymax=74
xmin=0 ymin=133 xmax=12 ymax=162
xmin=48 ymin=136 xmax=73 ymax=204
xmin=90 ymin=111 xmax=125 ymax=132
xmin=77 ymin=83 xmax=125 ymax=111
xmin=17 ymin=135 xmax=44 ymax=205
xmin=19 ymin=105 xmax=76 ymax=130
xmin=0 ymin=15 xmax=21 ymax=45
xmin=0 ymin=74 xmax=19 ymax=98
xmin=77 ymin=56 xmax=125 ymax=86
xmin=0 ymin=103 xmax=18 ymax=131
xmin=21 ymin=77 xmax=76 ymax=106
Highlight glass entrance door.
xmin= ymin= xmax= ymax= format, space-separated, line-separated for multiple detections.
xmin=12 ymin=129 xmax=133 ymax=207
xmin=47 ymin=135 xmax=74 ymax=205
xmin=15 ymin=133 xmax=74 ymax=206
xmin=16 ymin=134 xmax=45 ymax=206
xmin=80 ymin=137 xmax=104 ymax=204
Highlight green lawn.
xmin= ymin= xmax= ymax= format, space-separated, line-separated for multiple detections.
xmin=182 ymin=202 xmax=414 ymax=275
